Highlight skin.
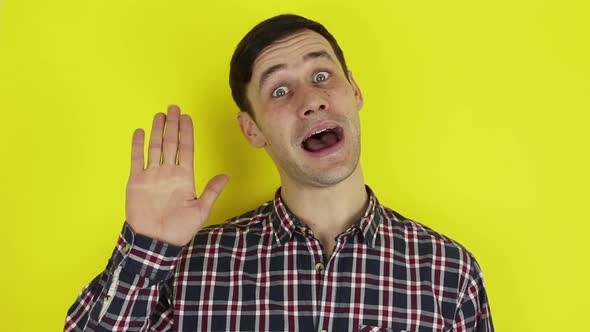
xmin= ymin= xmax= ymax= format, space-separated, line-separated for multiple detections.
xmin=126 ymin=30 xmax=368 ymax=258
xmin=126 ymin=108 xmax=229 ymax=246
xmin=238 ymin=30 xmax=368 ymax=257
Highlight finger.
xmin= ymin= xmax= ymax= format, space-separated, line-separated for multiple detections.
xmin=162 ymin=105 xmax=180 ymax=165
xmin=130 ymin=129 xmax=145 ymax=175
xmin=147 ymin=112 xmax=166 ymax=168
xmin=178 ymin=114 xmax=194 ymax=170
xmin=198 ymin=175 xmax=229 ymax=215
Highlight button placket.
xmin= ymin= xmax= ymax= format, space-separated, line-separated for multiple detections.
xmin=315 ymin=262 xmax=325 ymax=272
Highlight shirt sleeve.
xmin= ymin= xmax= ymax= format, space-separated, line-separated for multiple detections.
xmin=64 ymin=222 xmax=184 ymax=332
xmin=452 ymin=257 xmax=495 ymax=332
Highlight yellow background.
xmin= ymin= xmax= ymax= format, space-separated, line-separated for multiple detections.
xmin=1 ymin=0 xmax=588 ymax=331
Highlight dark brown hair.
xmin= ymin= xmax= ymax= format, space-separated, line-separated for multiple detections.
xmin=229 ymin=14 xmax=349 ymax=117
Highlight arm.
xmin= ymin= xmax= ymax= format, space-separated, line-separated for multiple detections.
xmin=64 ymin=105 xmax=228 ymax=331
xmin=65 ymin=224 xmax=182 ymax=331
xmin=453 ymin=258 xmax=495 ymax=332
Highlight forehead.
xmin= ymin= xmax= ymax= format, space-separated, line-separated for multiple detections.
xmin=251 ymin=30 xmax=337 ymax=82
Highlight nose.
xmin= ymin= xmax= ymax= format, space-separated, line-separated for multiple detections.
xmin=298 ymin=86 xmax=329 ymax=118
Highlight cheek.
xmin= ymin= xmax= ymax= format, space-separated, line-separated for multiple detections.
xmin=261 ymin=118 xmax=291 ymax=143
xmin=266 ymin=97 xmax=297 ymax=115
xmin=327 ymin=80 xmax=353 ymax=99
xmin=327 ymin=89 xmax=351 ymax=106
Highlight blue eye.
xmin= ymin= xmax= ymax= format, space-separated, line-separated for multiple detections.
xmin=314 ymin=71 xmax=330 ymax=82
xmin=272 ymin=86 xmax=289 ymax=97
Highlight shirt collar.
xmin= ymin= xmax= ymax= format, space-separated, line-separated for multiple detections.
xmin=270 ymin=185 xmax=384 ymax=247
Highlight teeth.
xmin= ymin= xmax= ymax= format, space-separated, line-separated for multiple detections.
xmin=307 ymin=127 xmax=334 ymax=139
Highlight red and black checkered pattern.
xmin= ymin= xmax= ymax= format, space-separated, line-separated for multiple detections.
xmin=65 ymin=186 xmax=493 ymax=331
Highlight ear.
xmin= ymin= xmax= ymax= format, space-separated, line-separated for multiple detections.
xmin=237 ymin=111 xmax=266 ymax=148
xmin=347 ymin=70 xmax=364 ymax=111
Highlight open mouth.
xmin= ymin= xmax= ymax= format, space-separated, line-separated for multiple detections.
xmin=301 ymin=126 xmax=344 ymax=153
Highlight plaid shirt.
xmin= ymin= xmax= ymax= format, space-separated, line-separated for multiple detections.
xmin=65 ymin=186 xmax=493 ymax=332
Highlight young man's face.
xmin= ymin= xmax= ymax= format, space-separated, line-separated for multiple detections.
xmin=238 ymin=29 xmax=364 ymax=188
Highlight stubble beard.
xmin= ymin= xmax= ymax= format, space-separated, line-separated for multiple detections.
xmin=266 ymin=113 xmax=363 ymax=189
xmin=277 ymin=129 xmax=361 ymax=189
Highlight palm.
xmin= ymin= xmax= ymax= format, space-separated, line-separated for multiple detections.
xmin=125 ymin=105 xmax=228 ymax=246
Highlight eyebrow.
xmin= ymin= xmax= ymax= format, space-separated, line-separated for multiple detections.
xmin=258 ymin=50 xmax=335 ymax=91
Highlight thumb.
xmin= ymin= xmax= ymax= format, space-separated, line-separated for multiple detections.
xmin=198 ymin=174 xmax=229 ymax=214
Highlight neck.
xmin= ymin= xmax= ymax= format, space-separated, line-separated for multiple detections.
xmin=280 ymin=164 xmax=368 ymax=240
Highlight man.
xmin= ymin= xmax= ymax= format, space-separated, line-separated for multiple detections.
xmin=65 ymin=14 xmax=493 ymax=332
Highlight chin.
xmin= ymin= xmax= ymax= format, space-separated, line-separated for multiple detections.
xmin=298 ymin=157 xmax=360 ymax=188
xmin=272 ymin=135 xmax=361 ymax=188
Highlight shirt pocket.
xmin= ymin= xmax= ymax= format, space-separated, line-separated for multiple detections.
xmin=358 ymin=325 xmax=403 ymax=332
xmin=359 ymin=326 xmax=452 ymax=332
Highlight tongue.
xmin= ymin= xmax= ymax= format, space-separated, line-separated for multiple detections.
xmin=303 ymin=131 xmax=339 ymax=152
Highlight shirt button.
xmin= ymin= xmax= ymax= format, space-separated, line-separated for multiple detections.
xmin=122 ymin=243 xmax=131 ymax=254
xmin=315 ymin=262 xmax=325 ymax=271
xmin=103 ymin=295 xmax=111 ymax=302
xmin=299 ymin=226 xmax=307 ymax=233
xmin=320 ymin=330 xmax=328 ymax=332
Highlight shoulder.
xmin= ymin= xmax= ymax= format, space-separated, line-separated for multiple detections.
xmin=188 ymin=200 xmax=277 ymax=249
xmin=379 ymin=204 xmax=481 ymax=276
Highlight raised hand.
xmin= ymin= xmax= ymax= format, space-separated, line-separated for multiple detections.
xmin=125 ymin=105 xmax=229 ymax=246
